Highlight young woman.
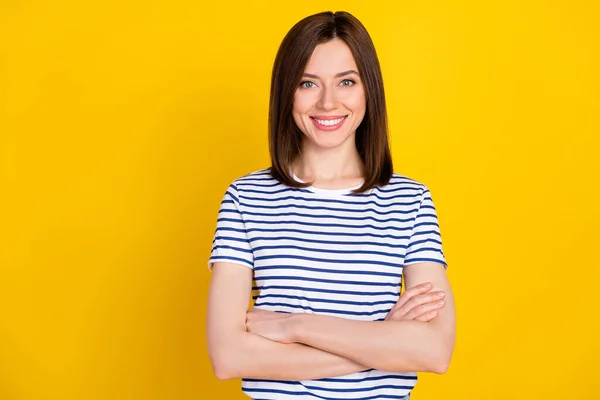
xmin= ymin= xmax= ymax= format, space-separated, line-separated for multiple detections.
xmin=207 ymin=11 xmax=456 ymax=400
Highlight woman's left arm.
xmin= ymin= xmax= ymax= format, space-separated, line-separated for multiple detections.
xmin=250 ymin=262 xmax=456 ymax=374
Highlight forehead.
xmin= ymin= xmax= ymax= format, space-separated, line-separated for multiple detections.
xmin=304 ymin=39 xmax=358 ymax=75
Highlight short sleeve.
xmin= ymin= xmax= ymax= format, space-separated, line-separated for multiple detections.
xmin=404 ymin=186 xmax=448 ymax=268
xmin=208 ymin=183 xmax=254 ymax=270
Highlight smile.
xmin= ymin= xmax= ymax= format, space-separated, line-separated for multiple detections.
xmin=310 ymin=116 xmax=348 ymax=131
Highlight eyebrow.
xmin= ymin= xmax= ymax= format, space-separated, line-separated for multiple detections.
xmin=302 ymin=70 xmax=359 ymax=79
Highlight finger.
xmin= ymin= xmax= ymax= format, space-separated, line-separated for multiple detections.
xmin=393 ymin=290 xmax=446 ymax=319
xmin=387 ymin=296 xmax=445 ymax=322
xmin=248 ymin=308 xmax=278 ymax=317
xmin=248 ymin=308 xmax=273 ymax=315
xmin=414 ymin=309 xmax=439 ymax=322
xmin=404 ymin=298 xmax=446 ymax=320
xmin=387 ymin=282 xmax=433 ymax=318
xmin=246 ymin=308 xmax=269 ymax=326
xmin=248 ymin=308 xmax=291 ymax=321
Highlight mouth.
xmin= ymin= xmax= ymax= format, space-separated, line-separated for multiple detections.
xmin=310 ymin=115 xmax=348 ymax=131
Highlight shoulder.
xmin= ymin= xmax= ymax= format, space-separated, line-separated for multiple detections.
xmin=231 ymin=168 xmax=275 ymax=184
xmin=378 ymin=172 xmax=430 ymax=198
xmin=226 ymin=168 xmax=284 ymax=199
xmin=229 ymin=168 xmax=278 ymax=189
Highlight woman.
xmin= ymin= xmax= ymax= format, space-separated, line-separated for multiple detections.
xmin=206 ymin=11 xmax=455 ymax=400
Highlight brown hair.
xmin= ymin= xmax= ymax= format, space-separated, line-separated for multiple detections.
xmin=268 ymin=11 xmax=393 ymax=193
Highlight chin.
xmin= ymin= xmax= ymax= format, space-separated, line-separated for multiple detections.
xmin=308 ymin=132 xmax=354 ymax=150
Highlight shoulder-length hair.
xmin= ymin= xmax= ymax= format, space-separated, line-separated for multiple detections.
xmin=268 ymin=11 xmax=393 ymax=193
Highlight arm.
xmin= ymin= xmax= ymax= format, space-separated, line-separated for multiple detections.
xmin=206 ymin=261 xmax=369 ymax=380
xmin=272 ymin=262 xmax=456 ymax=374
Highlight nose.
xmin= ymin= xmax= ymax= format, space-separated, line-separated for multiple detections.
xmin=316 ymin=85 xmax=337 ymax=111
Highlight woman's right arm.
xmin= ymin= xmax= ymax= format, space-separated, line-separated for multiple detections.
xmin=207 ymin=262 xmax=368 ymax=380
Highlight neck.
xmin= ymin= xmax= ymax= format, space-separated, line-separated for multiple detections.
xmin=293 ymin=137 xmax=364 ymax=184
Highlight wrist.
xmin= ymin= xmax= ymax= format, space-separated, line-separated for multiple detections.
xmin=284 ymin=313 xmax=307 ymax=343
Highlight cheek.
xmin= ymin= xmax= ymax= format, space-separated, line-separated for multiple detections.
xmin=293 ymin=93 xmax=317 ymax=132
xmin=292 ymin=112 xmax=304 ymax=133
xmin=292 ymin=93 xmax=308 ymax=133
xmin=342 ymin=89 xmax=366 ymax=116
xmin=293 ymin=92 xmax=314 ymax=115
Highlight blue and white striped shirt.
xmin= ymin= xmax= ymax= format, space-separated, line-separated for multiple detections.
xmin=209 ymin=168 xmax=447 ymax=400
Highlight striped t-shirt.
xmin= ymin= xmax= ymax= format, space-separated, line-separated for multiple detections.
xmin=209 ymin=168 xmax=447 ymax=400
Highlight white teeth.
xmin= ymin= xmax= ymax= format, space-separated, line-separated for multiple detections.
xmin=315 ymin=117 xmax=345 ymax=126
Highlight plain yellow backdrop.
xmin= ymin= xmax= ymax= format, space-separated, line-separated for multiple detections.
xmin=1 ymin=0 xmax=599 ymax=399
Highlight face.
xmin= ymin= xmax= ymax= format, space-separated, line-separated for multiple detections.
xmin=292 ymin=38 xmax=366 ymax=151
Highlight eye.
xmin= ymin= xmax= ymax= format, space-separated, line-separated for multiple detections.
xmin=340 ymin=79 xmax=355 ymax=87
xmin=299 ymin=81 xmax=316 ymax=89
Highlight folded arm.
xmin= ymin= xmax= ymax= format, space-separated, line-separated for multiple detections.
xmin=206 ymin=262 xmax=369 ymax=380
xmin=255 ymin=262 xmax=456 ymax=374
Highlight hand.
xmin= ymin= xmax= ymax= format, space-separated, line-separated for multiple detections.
xmin=246 ymin=308 xmax=296 ymax=344
xmin=385 ymin=282 xmax=446 ymax=322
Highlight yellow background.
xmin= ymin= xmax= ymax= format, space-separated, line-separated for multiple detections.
xmin=1 ymin=0 xmax=599 ymax=399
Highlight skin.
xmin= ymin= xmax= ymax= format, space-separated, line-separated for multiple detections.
xmin=244 ymin=262 xmax=455 ymax=374
xmin=291 ymin=38 xmax=366 ymax=189
xmin=207 ymin=38 xmax=456 ymax=380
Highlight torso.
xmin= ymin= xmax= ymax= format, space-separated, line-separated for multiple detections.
xmin=232 ymin=168 xmax=427 ymax=399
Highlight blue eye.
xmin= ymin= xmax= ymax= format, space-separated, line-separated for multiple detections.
xmin=300 ymin=81 xmax=316 ymax=89
xmin=340 ymin=79 xmax=355 ymax=87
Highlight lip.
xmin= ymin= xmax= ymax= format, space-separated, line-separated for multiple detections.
xmin=310 ymin=115 xmax=347 ymax=120
xmin=310 ymin=115 xmax=348 ymax=131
